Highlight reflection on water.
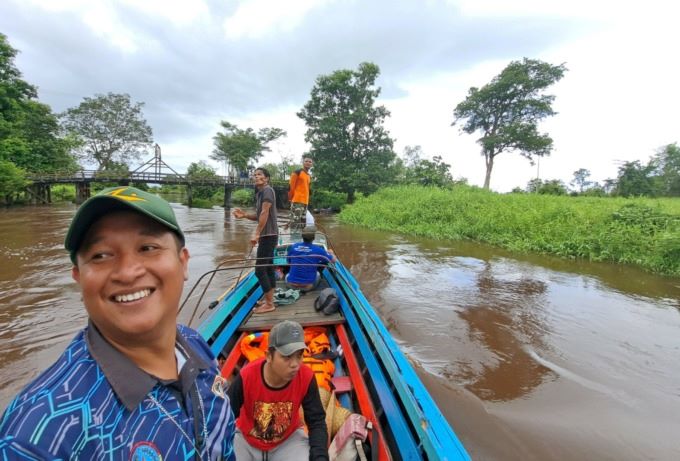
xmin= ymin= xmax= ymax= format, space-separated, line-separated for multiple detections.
xmin=1 ymin=204 xmax=680 ymax=460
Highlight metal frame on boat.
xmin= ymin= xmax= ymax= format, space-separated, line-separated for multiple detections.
xmin=190 ymin=231 xmax=470 ymax=460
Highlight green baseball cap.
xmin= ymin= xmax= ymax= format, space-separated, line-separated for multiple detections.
xmin=65 ymin=186 xmax=185 ymax=263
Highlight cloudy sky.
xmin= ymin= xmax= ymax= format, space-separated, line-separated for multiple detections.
xmin=1 ymin=0 xmax=677 ymax=191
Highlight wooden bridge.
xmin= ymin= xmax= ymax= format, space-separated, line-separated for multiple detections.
xmin=24 ymin=147 xmax=290 ymax=208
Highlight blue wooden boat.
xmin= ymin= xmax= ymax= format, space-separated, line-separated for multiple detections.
xmin=191 ymin=231 xmax=470 ymax=460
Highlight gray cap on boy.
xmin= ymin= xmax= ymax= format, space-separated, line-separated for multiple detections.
xmin=269 ymin=320 xmax=307 ymax=356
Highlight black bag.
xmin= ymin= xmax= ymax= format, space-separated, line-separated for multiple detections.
xmin=314 ymin=288 xmax=340 ymax=315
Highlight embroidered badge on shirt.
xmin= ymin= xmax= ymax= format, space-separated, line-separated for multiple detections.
xmin=212 ymin=374 xmax=228 ymax=399
xmin=130 ymin=441 xmax=162 ymax=461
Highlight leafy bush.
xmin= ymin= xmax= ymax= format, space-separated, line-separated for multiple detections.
xmin=52 ymin=184 xmax=76 ymax=202
xmin=231 ymin=188 xmax=253 ymax=206
xmin=310 ymin=189 xmax=346 ymax=211
xmin=186 ymin=198 xmax=214 ymax=209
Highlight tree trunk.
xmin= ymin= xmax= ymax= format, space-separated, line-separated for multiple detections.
xmin=347 ymin=189 xmax=355 ymax=204
xmin=484 ymin=152 xmax=494 ymax=189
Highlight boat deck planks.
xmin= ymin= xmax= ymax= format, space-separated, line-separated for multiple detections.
xmin=240 ymin=283 xmax=343 ymax=331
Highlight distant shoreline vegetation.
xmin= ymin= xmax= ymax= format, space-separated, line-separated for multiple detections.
xmin=339 ymin=185 xmax=680 ymax=276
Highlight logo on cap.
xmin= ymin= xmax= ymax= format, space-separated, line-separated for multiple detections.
xmin=107 ymin=187 xmax=146 ymax=202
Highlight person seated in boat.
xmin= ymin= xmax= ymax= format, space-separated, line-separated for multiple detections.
xmin=286 ymin=225 xmax=335 ymax=291
xmin=227 ymin=320 xmax=329 ymax=461
xmin=0 ymin=186 xmax=236 ymax=460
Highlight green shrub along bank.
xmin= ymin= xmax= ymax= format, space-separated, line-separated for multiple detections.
xmin=231 ymin=188 xmax=253 ymax=206
xmin=310 ymin=189 xmax=346 ymax=211
xmin=339 ymin=185 xmax=680 ymax=276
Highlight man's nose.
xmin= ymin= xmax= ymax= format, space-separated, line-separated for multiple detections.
xmin=111 ymin=252 xmax=145 ymax=282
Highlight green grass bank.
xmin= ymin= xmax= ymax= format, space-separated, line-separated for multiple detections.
xmin=339 ymin=185 xmax=680 ymax=276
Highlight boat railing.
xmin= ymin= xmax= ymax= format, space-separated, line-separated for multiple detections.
xmin=180 ymin=251 xmax=336 ymax=326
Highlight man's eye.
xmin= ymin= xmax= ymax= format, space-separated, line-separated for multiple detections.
xmin=141 ymin=244 xmax=159 ymax=252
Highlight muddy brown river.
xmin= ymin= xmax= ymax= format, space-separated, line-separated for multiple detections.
xmin=1 ymin=203 xmax=679 ymax=460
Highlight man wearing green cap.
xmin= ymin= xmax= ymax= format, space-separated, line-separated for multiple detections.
xmin=227 ymin=320 xmax=329 ymax=460
xmin=0 ymin=186 xmax=236 ymax=460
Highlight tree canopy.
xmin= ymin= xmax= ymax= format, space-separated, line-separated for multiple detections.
xmin=297 ymin=62 xmax=397 ymax=202
xmin=526 ymin=178 xmax=568 ymax=195
xmin=453 ymin=58 xmax=567 ymax=189
xmin=399 ymin=145 xmax=453 ymax=187
xmin=651 ymin=143 xmax=680 ymax=196
xmin=1 ymin=33 xmax=77 ymax=177
xmin=186 ymin=160 xmax=220 ymax=199
xmin=60 ymin=92 xmax=153 ymax=171
xmin=211 ymin=121 xmax=286 ymax=174
xmin=615 ymin=160 xmax=657 ymax=197
xmin=570 ymin=168 xmax=592 ymax=193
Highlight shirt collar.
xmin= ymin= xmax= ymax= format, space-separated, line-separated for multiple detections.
xmin=85 ymin=321 xmax=211 ymax=411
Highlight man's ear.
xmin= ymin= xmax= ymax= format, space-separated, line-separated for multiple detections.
xmin=180 ymin=247 xmax=190 ymax=281
xmin=72 ymin=264 xmax=80 ymax=283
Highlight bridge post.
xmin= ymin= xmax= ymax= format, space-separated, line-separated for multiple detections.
xmin=274 ymin=186 xmax=288 ymax=210
xmin=186 ymin=184 xmax=193 ymax=207
xmin=223 ymin=184 xmax=232 ymax=209
xmin=75 ymin=183 xmax=90 ymax=204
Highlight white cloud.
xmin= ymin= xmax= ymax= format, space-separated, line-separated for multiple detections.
xmin=223 ymin=0 xmax=332 ymax=40
xmin=120 ymin=0 xmax=210 ymax=26
xmin=80 ymin=3 xmax=139 ymax=53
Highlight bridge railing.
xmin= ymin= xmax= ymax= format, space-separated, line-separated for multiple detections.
xmin=26 ymin=170 xmax=292 ymax=188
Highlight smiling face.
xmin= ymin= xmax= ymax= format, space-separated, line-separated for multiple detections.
xmin=303 ymin=157 xmax=313 ymax=171
xmin=72 ymin=211 xmax=189 ymax=345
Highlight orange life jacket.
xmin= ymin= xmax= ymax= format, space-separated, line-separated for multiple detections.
xmin=303 ymin=328 xmax=335 ymax=392
xmin=240 ymin=332 xmax=269 ymax=362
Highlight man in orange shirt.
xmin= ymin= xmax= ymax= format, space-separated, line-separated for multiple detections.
xmin=288 ymin=157 xmax=313 ymax=233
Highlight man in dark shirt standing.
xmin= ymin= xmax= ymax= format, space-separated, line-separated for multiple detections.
xmin=227 ymin=320 xmax=329 ymax=460
xmin=233 ymin=167 xmax=279 ymax=314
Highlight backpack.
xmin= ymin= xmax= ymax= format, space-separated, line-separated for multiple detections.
xmin=314 ymin=288 xmax=340 ymax=315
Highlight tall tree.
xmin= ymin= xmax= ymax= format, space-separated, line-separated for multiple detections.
xmin=0 ymin=159 xmax=28 ymax=203
xmin=211 ymin=121 xmax=286 ymax=174
xmin=452 ymin=58 xmax=567 ymax=189
xmin=570 ymin=168 xmax=592 ymax=193
xmin=60 ymin=93 xmax=153 ymax=171
xmin=615 ymin=160 xmax=656 ymax=197
xmin=651 ymin=143 xmax=680 ymax=196
xmin=186 ymin=160 xmax=220 ymax=199
xmin=297 ymin=62 xmax=397 ymax=202
xmin=1 ymin=33 xmax=77 ymax=174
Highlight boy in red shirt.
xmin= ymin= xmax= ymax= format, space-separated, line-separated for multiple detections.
xmin=227 ymin=320 xmax=329 ymax=460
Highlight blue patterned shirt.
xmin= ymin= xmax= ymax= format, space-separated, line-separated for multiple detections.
xmin=0 ymin=323 xmax=235 ymax=461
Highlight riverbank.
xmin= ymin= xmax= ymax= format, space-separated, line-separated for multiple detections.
xmin=339 ymin=185 xmax=680 ymax=276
